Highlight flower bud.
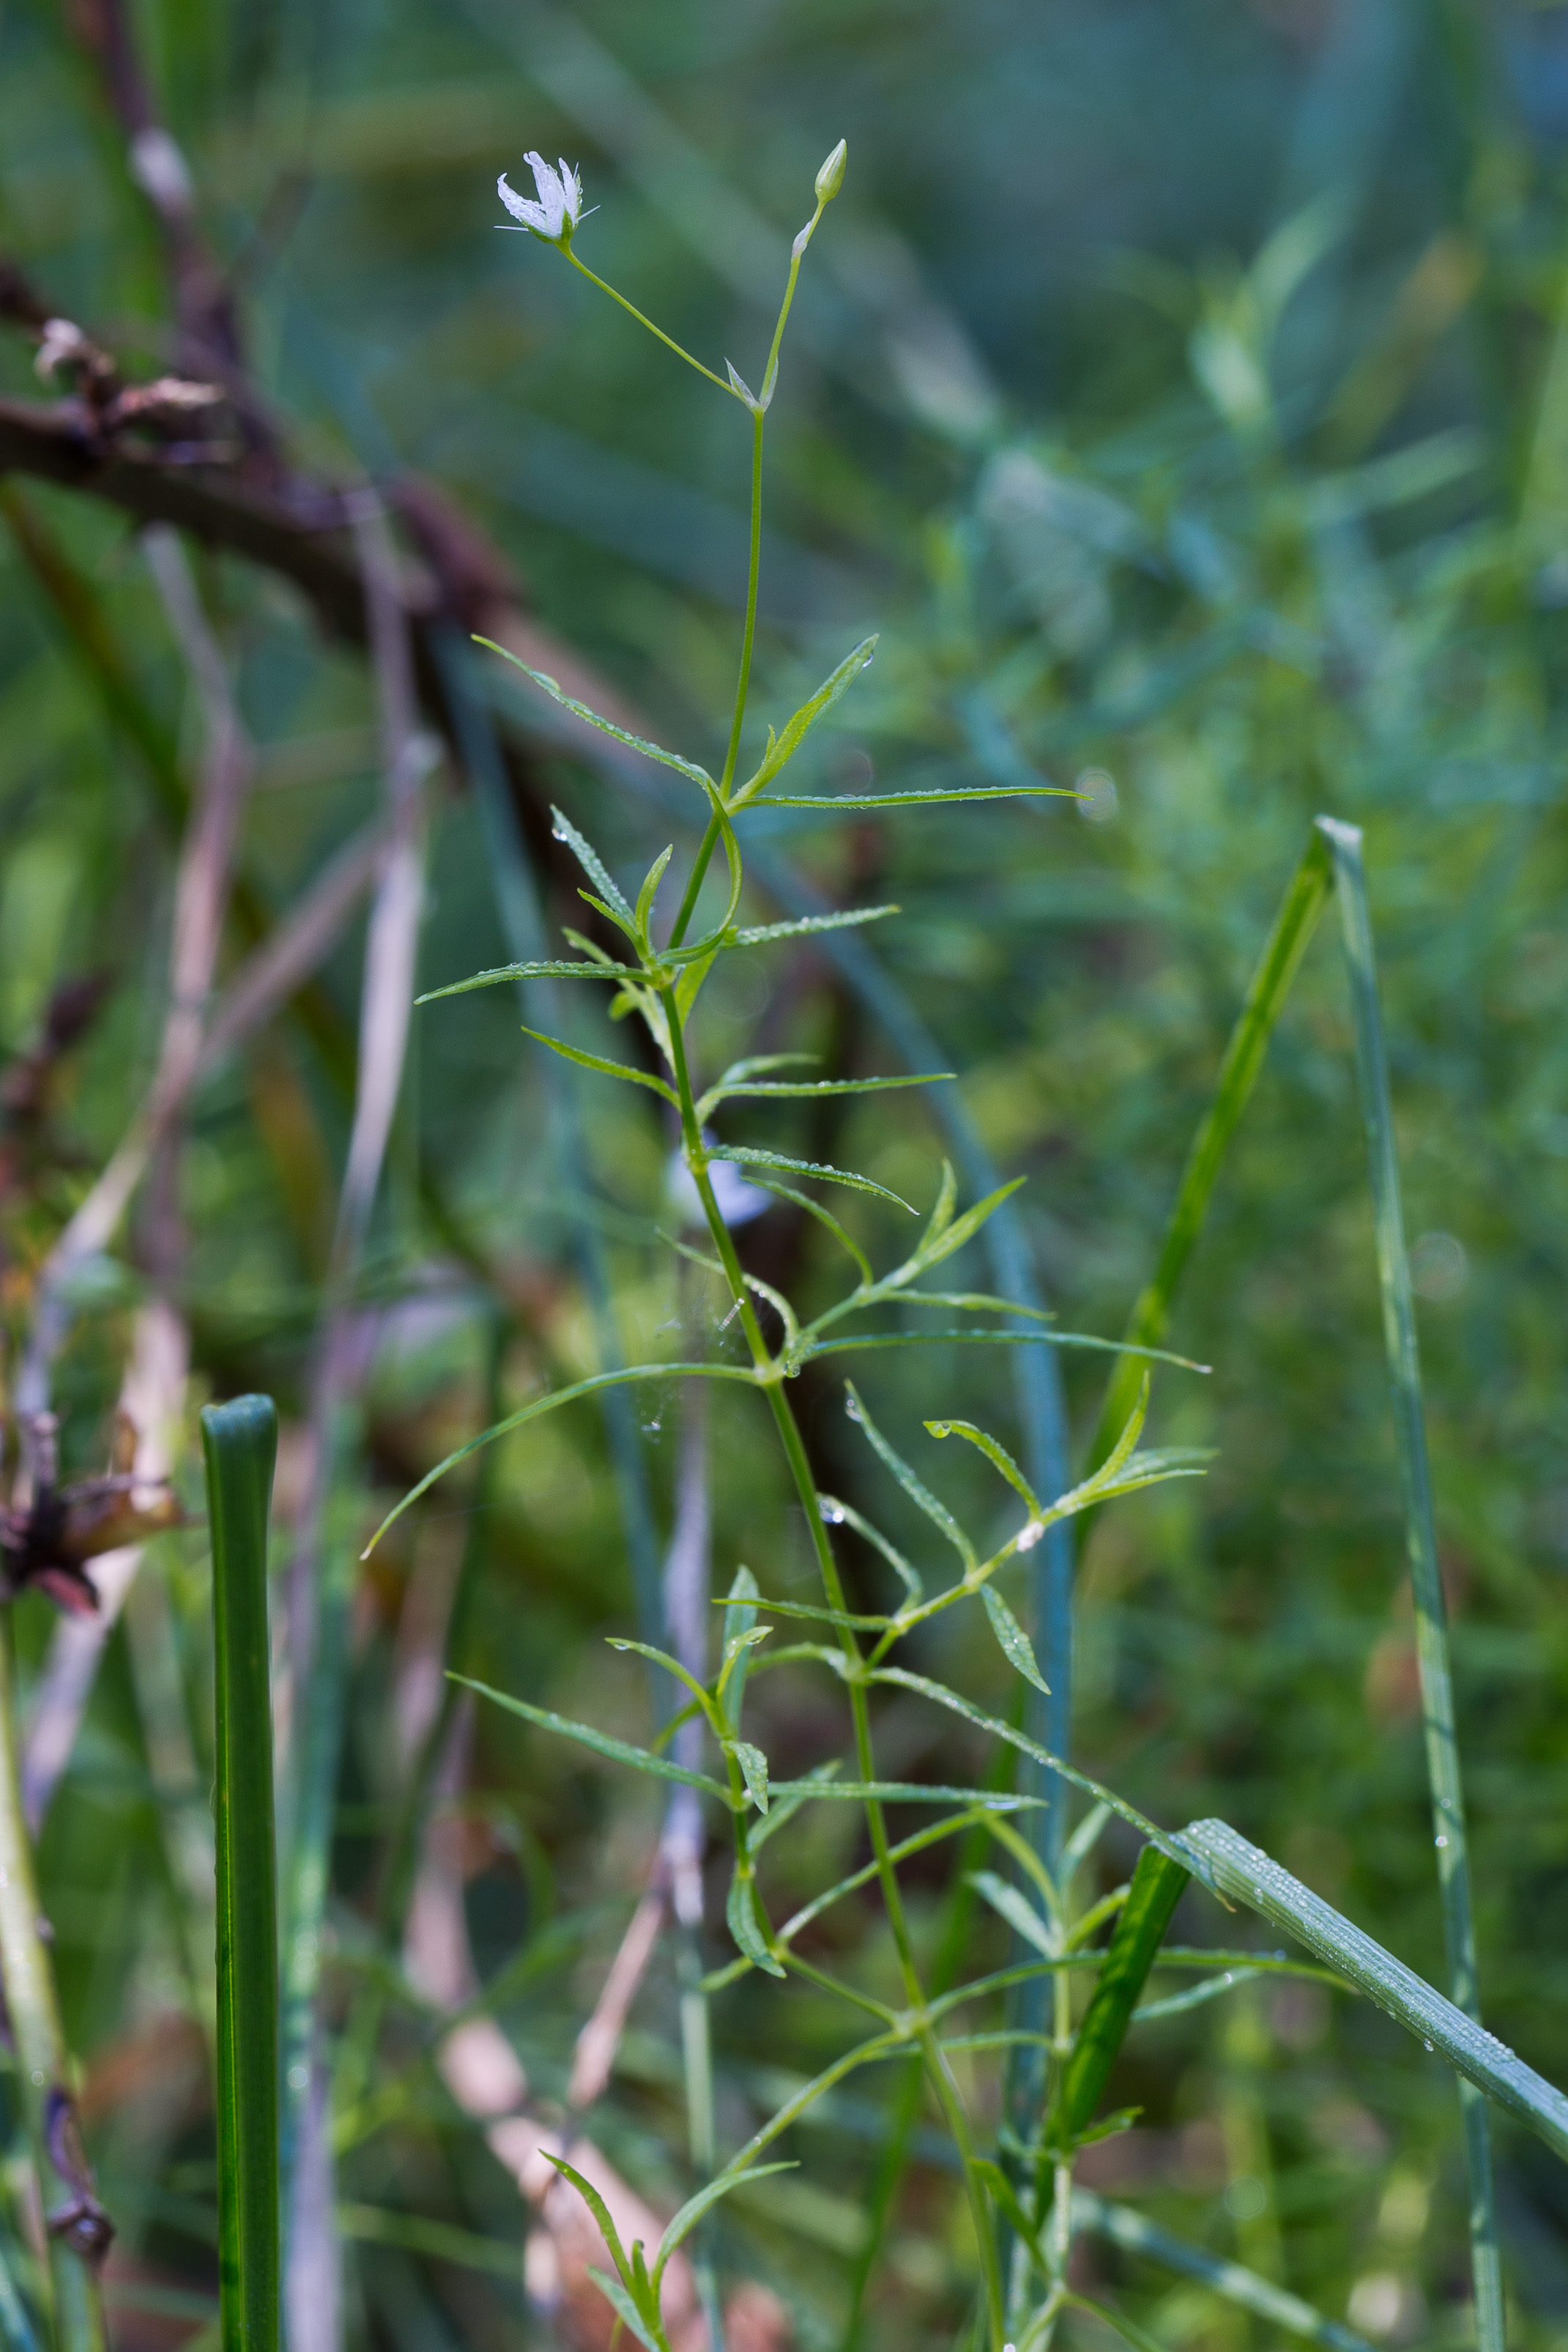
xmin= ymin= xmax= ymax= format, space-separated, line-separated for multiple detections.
xmin=815 ymin=138 xmax=847 ymax=204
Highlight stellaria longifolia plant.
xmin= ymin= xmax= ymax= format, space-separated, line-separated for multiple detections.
xmin=365 ymin=145 xmax=1568 ymax=2352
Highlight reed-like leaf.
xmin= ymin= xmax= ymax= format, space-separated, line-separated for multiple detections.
xmin=1175 ymin=1819 xmax=1568 ymax=2164
xmin=202 ymin=1395 xmax=281 ymax=2352
xmin=520 ymin=1025 xmax=679 ymax=1103
xmin=1071 ymin=2191 xmax=1373 ymax=2352
xmin=733 ymin=635 xmax=879 ymax=804
xmin=1052 ymin=1846 xmax=1189 ymax=2145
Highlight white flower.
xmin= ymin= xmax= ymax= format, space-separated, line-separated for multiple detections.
xmin=497 ymin=153 xmax=582 ymax=245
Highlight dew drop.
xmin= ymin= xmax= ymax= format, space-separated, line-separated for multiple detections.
xmin=819 ymin=1500 xmax=847 ymax=1524
xmin=1017 ymin=1520 xmax=1044 ymax=1551
xmin=845 ymin=1395 xmax=863 ymax=1423
xmin=1423 ymin=2038 xmax=1434 ymax=2052
xmin=1435 ymin=1834 xmax=1448 ymax=1849
xmin=642 ymin=1417 xmax=661 ymax=1435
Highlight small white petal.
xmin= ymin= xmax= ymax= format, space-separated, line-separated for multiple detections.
xmin=525 ymin=150 xmax=566 ymax=236
xmin=558 ymin=160 xmax=582 ymax=225
xmin=497 ymin=173 xmax=549 ymax=231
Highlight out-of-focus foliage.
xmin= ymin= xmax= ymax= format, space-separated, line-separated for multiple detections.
xmin=4 ymin=0 xmax=1568 ymax=2346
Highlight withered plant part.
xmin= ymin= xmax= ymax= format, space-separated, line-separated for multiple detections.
xmin=0 ymin=1410 xmax=179 ymax=1617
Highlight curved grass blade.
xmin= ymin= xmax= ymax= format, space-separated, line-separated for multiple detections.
xmin=1320 ymin=815 xmax=1504 ymax=2348
xmin=1072 ymin=2190 xmax=1374 ymax=2352
xmin=202 ymin=1395 xmax=281 ymax=2352
xmin=1089 ymin=827 xmax=1334 ymax=1474
xmin=475 ymin=639 xmax=716 ymax=790
xmin=1053 ymin=1847 xmax=1190 ymax=2145
xmin=705 ymin=1146 xmax=913 ymax=1211
xmin=727 ymin=1864 xmax=784 ymax=1977
xmin=455 ymin=1676 xmax=730 ymax=1801
xmin=362 ymin=1361 xmax=757 ymax=1555
xmin=767 ymin=1777 xmax=1037 ymax=1811
xmin=1175 ymin=1819 xmax=1568 ymax=2164
xmin=520 ymin=1025 xmax=679 ymax=1103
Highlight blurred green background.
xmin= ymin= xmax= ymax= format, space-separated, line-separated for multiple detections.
xmin=4 ymin=0 xmax=1568 ymax=2345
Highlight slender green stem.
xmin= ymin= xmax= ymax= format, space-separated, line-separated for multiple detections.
xmin=662 ymin=990 xmax=1006 ymax=2349
xmin=1318 ymin=817 xmax=1504 ymax=2352
xmin=566 ymin=251 xmax=740 ymax=396
xmin=203 ymin=1395 xmax=283 ymax=2352
xmin=669 ymin=407 xmax=765 ymax=950
xmin=669 ymin=198 xmax=824 ymax=951
xmin=0 ymin=1614 xmax=105 ymax=2352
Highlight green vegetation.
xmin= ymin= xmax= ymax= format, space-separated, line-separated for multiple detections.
xmin=4 ymin=1 xmax=1568 ymax=2348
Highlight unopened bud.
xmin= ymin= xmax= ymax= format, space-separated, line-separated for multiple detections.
xmin=815 ymin=138 xmax=847 ymax=204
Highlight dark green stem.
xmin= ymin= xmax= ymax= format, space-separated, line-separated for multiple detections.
xmin=203 ymin=1395 xmax=282 ymax=2352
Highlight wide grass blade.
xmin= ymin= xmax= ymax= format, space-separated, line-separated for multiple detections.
xmin=1052 ymin=1847 xmax=1189 ymax=2145
xmin=1072 ymin=2192 xmax=1372 ymax=2351
xmin=202 ymin=1395 xmax=281 ymax=2352
xmin=1090 ymin=826 xmax=1334 ymax=1475
xmin=1318 ymin=815 xmax=1504 ymax=2349
xmin=1175 ymin=1819 xmax=1568 ymax=2164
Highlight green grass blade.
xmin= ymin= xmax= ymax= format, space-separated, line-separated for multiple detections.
xmin=1053 ymin=1847 xmax=1189 ymax=2144
xmin=1175 ymin=1819 xmax=1568 ymax=2164
xmin=1072 ymin=2191 xmax=1372 ymax=2350
xmin=201 ymin=1395 xmax=281 ymax=2352
xmin=756 ymin=785 xmax=1070 ymax=807
xmin=1090 ymin=826 xmax=1334 ymax=1474
xmin=0 ymin=1611 xmax=106 ymax=2352
xmin=416 ymin=958 xmax=636 ymax=1001
xmin=1318 ymin=815 xmax=1504 ymax=2349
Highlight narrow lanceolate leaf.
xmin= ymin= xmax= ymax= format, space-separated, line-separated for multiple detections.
xmin=817 ymin=1494 xmax=923 ymax=1601
xmin=870 ymin=1667 xmax=1194 ymax=1866
xmin=417 ymin=958 xmax=636 ymax=1003
xmin=733 ymin=636 xmax=879 ymax=806
xmin=767 ymin=1776 xmax=1038 ymax=1811
xmin=732 ymin=1741 xmax=770 ymax=1814
xmin=519 ymin=1026 xmax=679 ymax=1102
xmin=474 ymin=639 xmax=716 ymax=790
xmin=699 ymin=1075 xmax=951 ymax=1113
xmin=981 ymin=1584 xmax=1050 ymax=1695
xmin=202 ymin=1395 xmax=282 ymax=2352
xmin=705 ymin=1146 xmax=914 ymax=1212
xmin=729 ymin=905 xmax=901 ymax=946
xmin=549 ymin=805 xmax=637 ymax=930
xmin=1054 ymin=1846 xmax=1191 ymax=2145
xmin=893 ymin=1177 xmax=1025 ymax=1284
xmin=362 ymin=1361 xmax=757 ymax=1555
xmin=759 ymin=784 xmax=1071 ymax=808
xmin=455 ymin=1677 xmax=730 ymax=1801
xmin=651 ymin=2165 xmax=797 ymax=2293
xmin=926 ymin=1419 xmax=1043 ymax=1516
xmin=1073 ymin=2190 xmax=1374 ymax=2352
xmin=966 ymin=1869 xmax=1055 ymax=1959
xmin=844 ymin=1383 xmax=976 ymax=1573
xmin=1175 ymin=1820 xmax=1568 ymax=2165
xmin=586 ymin=2271 xmax=663 ymax=2352
xmin=727 ymin=1866 xmax=785 ymax=1978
